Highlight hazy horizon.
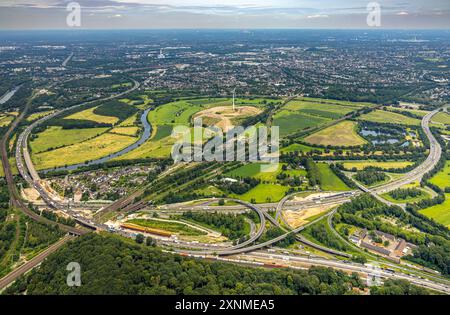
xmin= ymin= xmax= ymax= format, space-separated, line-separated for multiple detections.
xmin=0 ymin=0 xmax=449 ymax=30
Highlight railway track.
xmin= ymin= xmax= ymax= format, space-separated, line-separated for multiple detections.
xmin=0 ymin=235 xmax=73 ymax=291
xmin=0 ymin=94 xmax=87 ymax=236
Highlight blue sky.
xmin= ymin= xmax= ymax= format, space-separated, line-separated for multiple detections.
xmin=0 ymin=0 xmax=449 ymax=29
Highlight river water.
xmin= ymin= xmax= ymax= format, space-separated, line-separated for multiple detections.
xmin=42 ymin=107 xmax=153 ymax=173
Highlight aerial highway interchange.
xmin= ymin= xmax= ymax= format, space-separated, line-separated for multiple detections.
xmin=1 ymin=77 xmax=448 ymax=294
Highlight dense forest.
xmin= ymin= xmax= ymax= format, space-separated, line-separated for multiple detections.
xmin=389 ymin=188 xmax=423 ymax=200
xmin=3 ymin=234 xmax=434 ymax=295
xmin=94 ymin=100 xmax=138 ymax=122
xmin=355 ymin=168 xmax=387 ymax=186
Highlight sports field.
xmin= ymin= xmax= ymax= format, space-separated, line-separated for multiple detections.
xmin=33 ymin=132 xmax=138 ymax=170
xmin=342 ymin=160 xmax=414 ymax=171
xmin=30 ymin=126 xmax=109 ymax=153
xmin=317 ymin=163 xmax=351 ymax=191
xmin=303 ymin=121 xmax=366 ymax=147
xmin=64 ymin=106 xmax=119 ymax=125
xmin=358 ymin=110 xmax=421 ymax=126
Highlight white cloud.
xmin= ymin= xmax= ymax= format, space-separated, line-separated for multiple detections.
xmin=396 ymin=11 xmax=409 ymax=16
xmin=307 ymin=14 xmax=329 ymax=19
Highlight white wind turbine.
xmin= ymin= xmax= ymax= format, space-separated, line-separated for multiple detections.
xmin=232 ymin=88 xmax=236 ymax=111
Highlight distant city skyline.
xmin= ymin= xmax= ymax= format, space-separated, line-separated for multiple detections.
xmin=0 ymin=0 xmax=449 ymax=30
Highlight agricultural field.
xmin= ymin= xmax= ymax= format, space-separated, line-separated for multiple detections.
xmin=385 ymin=106 xmax=429 ymax=117
xmin=119 ymin=94 xmax=153 ymax=109
xmin=225 ymin=163 xmax=262 ymax=179
xmin=148 ymin=99 xmax=227 ymax=126
xmin=273 ymin=98 xmax=373 ymax=138
xmin=0 ymin=114 xmax=14 ymax=127
xmin=342 ymin=160 xmax=414 ymax=171
xmin=113 ymin=133 xmax=176 ymax=160
xmin=420 ymin=195 xmax=450 ymax=228
xmin=303 ymin=120 xmax=366 ymax=147
xmin=119 ymin=97 xmax=270 ymax=160
xmin=32 ymin=132 xmax=138 ymax=170
xmin=358 ymin=110 xmax=421 ymax=126
xmin=224 ymin=163 xmax=308 ymax=203
xmin=109 ymin=126 xmax=139 ymax=137
xmin=284 ymin=99 xmax=361 ymax=119
xmin=151 ymin=124 xmax=173 ymax=141
xmin=283 ymin=169 xmax=308 ymax=177
xmin=193 ymin=185 xmax=224 ymax=197
xmin=419 ymin=161 xmax=449 ymax=227
xmin=273 ymin=111 xmax=329 ymax=137
xmin=431 ymin=112 xmax=450 ymax=125
xmin=30 ymin=126 xmax=109 ymax=153
xmin=26 ymin=110 xmax=55 ymax=122
xmin=225 ymin=163 xmax=306 ymax=183
xmin=281 ymin=143 xmax=324 ymax=154
xmin=234 ymin=183 xmax=289 ymax=203
xmin=429 ymin=161 xmax=450 ymax=188
xmin=317 ymin=163 xmax=351 ymax=191
xmin=301 ymin=97 xmax=375 ymax=108
xmin=118 ymin=113 xmax=138 ymax=127
xmin=64 ymin=106 xmax=119 ymax=125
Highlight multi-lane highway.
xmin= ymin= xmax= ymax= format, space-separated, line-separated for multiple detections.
xmin=15 ymin=79 xmax=141 ymax=230
xmin=12 ymin=93 xmax=448 ymax=292
xmin=0 ymin=80 xmax=143 ymax=287
xmin=1 ymin=94 xmax=87 ymax=236
xmin=235 ymin=251 xmax=450 ymax=294
xmin=373 ymin=108 xmax=443 ymax=194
